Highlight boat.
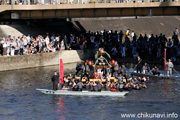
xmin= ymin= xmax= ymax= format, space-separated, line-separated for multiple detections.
xmin=131 ymin=49 xmax=180 ymax=80
xmin=130 ymin=71 xmax=180 ymax=79
xmin=36 ymin=54 xmax=128 ymax=97
xmin=36 ymin=89 xmax=128 ymax=97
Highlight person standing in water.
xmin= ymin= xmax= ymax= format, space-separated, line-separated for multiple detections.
xmin=166 ymin=59 xmax=174 ymax=76
xmin=51 ymin=71 xmax=59 ymax=90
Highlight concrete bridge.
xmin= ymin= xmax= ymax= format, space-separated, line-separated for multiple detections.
xmin=0 ymin=1 xmax=180 ymax=19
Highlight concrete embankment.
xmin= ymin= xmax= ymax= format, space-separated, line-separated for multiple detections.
xmin=72 ymin=16 xmax=180 ymax=37
xmin=1 ymin=16 xmax=180 ymax=38
xmin=0 ymin=49 xmax=94 ymax=71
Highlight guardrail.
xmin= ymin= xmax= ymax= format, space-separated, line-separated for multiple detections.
xmin=0 ymin=0 xmax=179 ymax=5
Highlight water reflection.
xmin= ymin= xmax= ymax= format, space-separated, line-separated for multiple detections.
xmin=164 ymin=79 xmax=170 ymax=98
xmin=57 ymin=96 xmax=70 ymax=120
xmin=0 ymin=63 xmax=76 ymax=90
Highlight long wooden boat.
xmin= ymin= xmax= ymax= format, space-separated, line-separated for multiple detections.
xmin=131 ymin=72 xmax=180 ymax=80
xmin=36 ymin=89 xmax=128 ymax=97
xmin=131 ymin=49 xmax=180 ymax=80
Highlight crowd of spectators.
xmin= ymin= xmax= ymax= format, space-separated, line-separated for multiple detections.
xmin=0 ymin=34 xmax=67 ymax=56
xmin=0 ymin=28 xmax=180 ymax=62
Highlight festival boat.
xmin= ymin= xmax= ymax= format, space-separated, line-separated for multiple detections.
xmin=37 ymin=55 xmax=128 ymax=96
xmin=131 ymin=49 xmax=180 ymax=80
xmin=130 ymin=71 xmax=179 ymax=80
xmin=36 ymin=89 xmax=128 ymax=96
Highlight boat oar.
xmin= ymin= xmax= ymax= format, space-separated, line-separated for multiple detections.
xmin=128 ymin=60 xmax=141 ymax=76
xmin=173 ymin=68 xmax=180 ymax=76
xmin=133 ymin=59 xmax=142 ymax=71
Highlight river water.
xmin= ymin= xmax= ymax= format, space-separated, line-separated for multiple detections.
xmin=0 ymin=63 xmax=180 ymax=120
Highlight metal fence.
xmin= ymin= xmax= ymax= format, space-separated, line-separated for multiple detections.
xmin=0 ymin=0 xmax=179 ymax=5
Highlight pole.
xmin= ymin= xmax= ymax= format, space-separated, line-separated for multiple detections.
xmin=164 ymin=49 xmax=167 ymax=77
xmin=59 ymin=52 xmax=60 ymax=89
xmin=164 ymin=49 xmax=166 ymax=78
xmin=133 ymin=59 xmax=142 ymax=71
xmin=173 ymin=68 xmax=180 ymax=76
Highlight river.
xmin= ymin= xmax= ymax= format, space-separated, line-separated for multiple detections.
xmin=0 ymin=63 xmax=180 ymax=120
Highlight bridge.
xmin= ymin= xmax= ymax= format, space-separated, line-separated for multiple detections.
xmin=0 ymin=1 xmax=180 ymax=19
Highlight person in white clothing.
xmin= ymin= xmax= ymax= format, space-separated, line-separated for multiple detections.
xmin=6 ymin=38 xmax=11 ymax=56
xmin=174 ymin=28 xmax=179 ymax=35
xmin=23 ymin=37 xmax=28 ymax=47
xmin=10 ymin=39 xmax=16 ymax=56
xmin=61 ymin=40 xmax=65 ymax=50
xmin=131 ymin=31 xmax=135 ymax=38
xmin=166 ymin=59 xmax=174 ymax=76
xmin=45 ymin=36 xmax=50 ymax=47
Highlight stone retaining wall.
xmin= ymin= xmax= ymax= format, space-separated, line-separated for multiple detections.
xmin=0 ymin=49 xmax=94 ymax=71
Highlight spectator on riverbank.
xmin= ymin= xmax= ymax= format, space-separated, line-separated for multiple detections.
xmin=174 ymin=28 xmax=179 ymax=36
xmin=111 ymin=46 xmax=118 ymax=60
xmin=0 ymin=28 xmax=180 ymax=63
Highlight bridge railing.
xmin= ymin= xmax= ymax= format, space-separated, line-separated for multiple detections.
xmin=0 ymin=0 xmax=179 ymax=5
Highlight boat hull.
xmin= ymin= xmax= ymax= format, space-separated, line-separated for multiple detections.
xmin=36 ymin=89 xmax=128 ymax=97
xmin=131 ymin=72 xmax=179 ymax=79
